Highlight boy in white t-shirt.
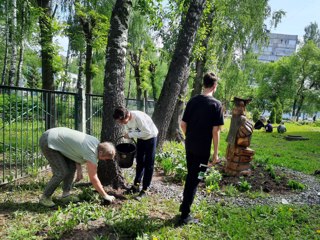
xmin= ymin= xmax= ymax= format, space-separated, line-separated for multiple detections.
xmin=113 ymin=106 xmax=158 ymax=198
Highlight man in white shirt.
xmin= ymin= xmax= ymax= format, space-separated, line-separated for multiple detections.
xmin=113 ymin=106 xmax=158 ymax=198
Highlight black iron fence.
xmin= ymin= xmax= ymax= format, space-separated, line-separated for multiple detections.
xmin=0 ymin=85 xmax=155 ymax=184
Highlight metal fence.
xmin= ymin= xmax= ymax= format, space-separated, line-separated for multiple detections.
xmin=0 ymin=85 xmax=155 ymax=184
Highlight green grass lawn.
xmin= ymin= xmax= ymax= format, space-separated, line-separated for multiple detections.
xmin=0 ymin=120 xmax=319 ymax=239
xmin=220 ymin=119 xmax=320 ymax=174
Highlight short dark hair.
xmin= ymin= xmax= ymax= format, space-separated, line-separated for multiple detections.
xmin=203 ymin=72 xmax=218 ymax=88
xmin=113 ymin=106 xmax=128 ymax=120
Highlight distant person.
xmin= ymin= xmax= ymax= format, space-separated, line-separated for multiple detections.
xmin=113 ymin=106 xmax=158 ymax=199
xmin=277 ymin=121 xmax=287 ymax=133
xmin=178 ymin=72 xmax=224 ymax=225
xmin=265 ymin=120 xmax=273 ymax=132
xmin=313 ymin=115 xmax=316 ymax=122
xmin=39 ymin=127 xmax=116 ymax=207
xmin=254 ymin=119 xmax=265 ymax=130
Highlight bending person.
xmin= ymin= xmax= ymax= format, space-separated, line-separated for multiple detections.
xmin=39 ymin=127 xmax=116 ymax=207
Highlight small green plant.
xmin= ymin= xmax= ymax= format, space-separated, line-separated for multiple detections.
xmin=287 ymin=180 xmax=306 ymax=190
xmin=204 ymin=167 xmax=222 ymax=193
xmin=155 ymin=141 xmax=187 ymax=183
xmin=237 ymin=177 xmax=252 ymax=192
xmin=78 ymin=187 xmax=99 ymax=202
xmin=223 ymin=184 xmax=239 ymax=197
xmin=264 ymin=164 xmax=276 ymax=179
xmin=173 ymin=163 xmax=187 ymax=182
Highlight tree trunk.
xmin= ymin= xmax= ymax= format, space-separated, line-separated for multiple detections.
xmin=149 ymin=62 xmax=157 ymax=100
xmin=77 ymin=51 xmax=84 ymax=88
xmin=191 ymin=8 xmax=215 ymax=97
xmin=100 ymin=0 xmax=132 ymax=189
xmin=37 ymin=0 xmax=55 ymax=129
xmin=167 ymin=69 xmax=189 ymax=142
xmin=1 ymin=0 xmax=9 ymax=86
xmin=192 ymin=59 xmax=205 ymax=96
xmin=126 ymin=65 xmax=133 ymax=107
xmin=79 ymin=16 xmax=95 ymax=134
xmin=291 ymin=97 xmax=297 ymax=119
xmin=128 ymin=51 xmax=143 ymax=110
xmin=16 ymin=41 xmax=24 ymax=87
xmin=295 ymin=95 xmax=305 ymax=121
xmin=8 ymin=0 xmax=17 ymax=86
xmin=62 ymin=40 xmax=71 ymax=92
xmin=37 ymin=0 xmax=54 ymax=90
xmin=152 ymin=0 xmax=206 ymax=148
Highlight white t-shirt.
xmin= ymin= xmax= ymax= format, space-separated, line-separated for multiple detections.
xmin=126 ymin=111 xmax=158 ymax=140
xmin=47 ymin=127 xmax=99 ymax=165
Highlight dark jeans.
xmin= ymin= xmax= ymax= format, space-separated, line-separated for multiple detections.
xmin=180 ymin=151 xmax=209 ymax=218
xmin=134 ymin=137 xmax=157 ymax=190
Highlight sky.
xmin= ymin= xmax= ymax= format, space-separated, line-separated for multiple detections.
xmin=267 ymin=0 xmax=320 ymax=38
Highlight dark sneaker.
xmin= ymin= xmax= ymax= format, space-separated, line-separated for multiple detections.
xmin=125 ymin=185 xmax=139 ymax=194
xmin=138 ymin=190 xmax=146 ymax=197
xmin=135 ymin=190 xmax=147 ymax=201
xmin=176 ymin=215 xmax=199 ymax=226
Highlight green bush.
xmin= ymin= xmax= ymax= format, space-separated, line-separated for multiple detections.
xmin=269 ymin=108 xmax=276 ymax=124
xmin=252 ymin=109 xmax=260 ymax=122
xmin=155 ymin=141 xmax=187 ymax=183
xmin=1 ymin=93 xmax=42 ymax=122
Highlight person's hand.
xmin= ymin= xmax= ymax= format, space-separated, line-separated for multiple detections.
xmin=102 ymin=195 xmax=115 ymax=205
xmin=75 ymin=171 xmax=83 ymax=182
xmin=211 ymin=154 xmax=221 ymax=165
xmin=124 ymin=133 xmax=129 ymax=139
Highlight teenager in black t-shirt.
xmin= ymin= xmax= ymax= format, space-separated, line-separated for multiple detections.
xmin=178 ymin=72 xmax=224 ymax=225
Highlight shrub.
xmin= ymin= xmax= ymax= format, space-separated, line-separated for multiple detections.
xmin=269 ymin=107 xmax=276 ymax=124
xmin=287 ymin=180 xmax=306 ymax=190
xmin=252 ymin=109 xmax=260 ymax=122
xmin=155 ymin=141 xmax=187 ymax=183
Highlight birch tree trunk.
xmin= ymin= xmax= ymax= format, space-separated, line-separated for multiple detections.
xmin=8 ymin=0 xmax=17 ymax=86
xmin=1 ymin=0 xmax=10 ymax=86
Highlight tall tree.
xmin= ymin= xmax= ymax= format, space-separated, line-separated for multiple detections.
xmin=36 ymin=0 xmax=55 ymax=90
xmin=1 ymin=0 xmax=9 ymax=85
xmin=304 ymin=22 xmax=320 ymax=47
xmin=152 ymin=0 xmax=207 ymax=147
xmin=8 ymin=0 xmax=17 ymax=86
xmin=99 ymin=0 xmax=132 ymax=189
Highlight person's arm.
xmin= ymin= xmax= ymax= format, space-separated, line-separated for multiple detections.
xmin=86 ymin=161 xmax=115 ymax=202
xmin=75 ymin=163 xmax=83 ymax=182
xmin=211 ymin=125 xmax=222 ymax=163
xmin=180 ymin=120 xmax=187 ymax=135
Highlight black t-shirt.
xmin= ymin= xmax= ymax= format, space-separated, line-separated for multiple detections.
xmin=182 ymin=95 xmax=224 ymax=157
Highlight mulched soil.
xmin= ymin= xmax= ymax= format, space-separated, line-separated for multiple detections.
xmin=215 ymin=163 xmax=291 ymax=194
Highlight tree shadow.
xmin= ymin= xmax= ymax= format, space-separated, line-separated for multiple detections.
xmin=59 ymin=215 xmax=180 ymax=240
xmin=0 ymin=201 xmax=55 ymax=214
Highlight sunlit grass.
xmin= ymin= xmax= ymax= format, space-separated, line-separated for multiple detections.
xmin=0 ymin=119 xmax=319 ymax=239
xmin=220 ymin=119 xmax=320 ymax=174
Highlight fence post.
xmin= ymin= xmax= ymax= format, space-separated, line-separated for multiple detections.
xmin=75 ymin=87 xmax=86 ymax=132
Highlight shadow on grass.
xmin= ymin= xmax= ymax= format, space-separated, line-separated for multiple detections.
xmin=0 ymin=201 xmax=55 ymax=214
xmin=59 ymin=214 xmax=180 ymax=240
